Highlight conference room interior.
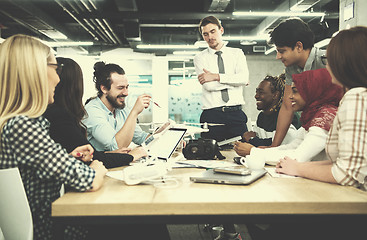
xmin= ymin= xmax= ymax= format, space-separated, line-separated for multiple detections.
xmin=1 ymin=0 xmax=367 ymax=240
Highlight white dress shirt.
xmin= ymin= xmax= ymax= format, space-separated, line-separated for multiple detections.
xmin=194 ymin=45 xmax=249 ymax=109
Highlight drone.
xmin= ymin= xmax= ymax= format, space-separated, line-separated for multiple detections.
xmin=139 ymin=120 xmax=224 ymax=138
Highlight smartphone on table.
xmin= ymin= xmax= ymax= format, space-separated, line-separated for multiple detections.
xmin=213 ymin=166 xmax=251 ymax=176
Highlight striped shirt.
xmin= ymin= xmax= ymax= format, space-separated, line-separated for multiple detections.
xmin=327 ymin=87 xmax=367 ymax=190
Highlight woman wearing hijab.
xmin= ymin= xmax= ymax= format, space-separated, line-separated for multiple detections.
xmin=234 ymin=68 xmax=343 ymax=164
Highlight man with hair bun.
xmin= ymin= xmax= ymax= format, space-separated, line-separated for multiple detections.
xmin=83 ymin=62 xmax=151 ymax=151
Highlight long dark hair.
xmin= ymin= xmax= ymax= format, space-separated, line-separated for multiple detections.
xmin=327 ymin=26 xmax=367 ymax=89
xmin=55 ymin=57 xmax=87 ymax=130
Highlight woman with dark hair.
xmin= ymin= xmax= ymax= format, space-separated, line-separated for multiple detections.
xmin=44 ymin=57 xmax=146 ymax=168
xmin=240 ymin=74 xmax=299 ymax=148
xmin=277 ymin=26 xmax=367 ymax=190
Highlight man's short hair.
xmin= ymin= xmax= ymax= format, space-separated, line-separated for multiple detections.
xmin=198 ymin=16 xmax=222 ymax=35
xmin=268 ymin=17 xmax=315 ymax=50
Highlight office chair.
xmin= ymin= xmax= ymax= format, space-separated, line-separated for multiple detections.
xmin=0 ymin=168 xmax=33 ymax=240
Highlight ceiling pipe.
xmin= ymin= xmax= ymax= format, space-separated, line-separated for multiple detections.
xmin=75 ymin=0 xmax=121 ymax=45
xmin=55 ymin=0 xmax=98 ymax=41
xmin=82 ymin=18 xmax=108 ymax=42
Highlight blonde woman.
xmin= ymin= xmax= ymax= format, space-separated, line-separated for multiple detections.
xmin=0 ymin=34 xmax=107 ymax=239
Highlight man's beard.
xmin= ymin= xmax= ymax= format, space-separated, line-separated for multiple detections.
xmin=106 ymin=93 xmax=126 ymax=109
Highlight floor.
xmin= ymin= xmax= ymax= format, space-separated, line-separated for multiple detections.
xmin=167 ymin=224 xmax=253 ymax=240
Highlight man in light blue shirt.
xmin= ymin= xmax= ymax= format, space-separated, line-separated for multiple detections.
xmin=83 ymin=62 xmax=150 ymax=151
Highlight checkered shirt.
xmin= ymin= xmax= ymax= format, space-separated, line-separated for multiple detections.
xmin=0 ymin=115 xmax=95 ymax=239
xmin=326 ymin=87 xmax=367 ymax=190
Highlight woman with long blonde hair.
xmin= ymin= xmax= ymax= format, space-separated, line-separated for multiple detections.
xmin=0 ymin=34 xmax=107 ymax=239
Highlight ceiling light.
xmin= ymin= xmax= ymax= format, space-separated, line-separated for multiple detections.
xmin=39 ymin=30 xmax=68 ymax=40
xmin=265 ymin=46 xmax=276 ymax=55
xmin=136 ymin=44 xmax=199 ymax=49
xmin=240 ymin=40 xmax=257 ymax=46
xmin=233 ymin=11 xmax=325 ymax=17
xmin=290 ymin=0 xmax=321 ymax=12
xmin=314 ymin=38 xmax=331 ymax=48
xmin=223 ymin=34 xmax=268 ymax=41
xmin=140 ymin=24 xmax=198 ymax=28
xmin=173 ymin=51 xmax=201 ymax=55
xmin=47 ymin=41 xmax=94 ymax=47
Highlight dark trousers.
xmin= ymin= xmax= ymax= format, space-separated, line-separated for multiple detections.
xmin=200 ymin=108 xmax=248 ymax=142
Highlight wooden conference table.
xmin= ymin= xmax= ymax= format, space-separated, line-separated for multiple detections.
xmin=52 ymin=150 xmax=367 ymax=225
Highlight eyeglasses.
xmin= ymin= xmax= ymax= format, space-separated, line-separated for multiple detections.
xmin=321 ymin=55 xmax=328 ymax=66
xmin=47 ymin=63 xmax=64 ymax=75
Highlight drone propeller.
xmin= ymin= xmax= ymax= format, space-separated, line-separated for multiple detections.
xmin=184 ymin=122 xmax=225 ymax=126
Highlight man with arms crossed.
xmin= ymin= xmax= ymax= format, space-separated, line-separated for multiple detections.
xmin=194 ymin=15 xmax=249 ymax=143
xmin=269 ymin=17 xmax=326 ymax=147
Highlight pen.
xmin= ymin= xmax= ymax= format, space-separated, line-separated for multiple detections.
xmin=150 ymin=99 xmax=162 ymax=108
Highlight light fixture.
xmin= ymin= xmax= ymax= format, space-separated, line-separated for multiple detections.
xmin=173 ymin=51 xmax=201 ymax=55
xmin=233 ymin=11 xmax=325 ymax=17
xmin=240 ymin=40 xmax=257 ymax=46
xmin=223 ymin=34 xmax=268 ymax=41
xmin=136 ymin=44 xmax=199 ymax=49
xmin=290 ymin=0 xmax=321 ymax=12
xmin=265 ymin=46 xmax=276 ymax=55
xmin=314 ymin=38 xmax=331 ymax=48
xmin=39 ymin=30 xmax=68 ymax=40
xmin=140 ymin=24 xmax=198 ymax=28
xmin=47 ymin=41 xmax=94 ymax=47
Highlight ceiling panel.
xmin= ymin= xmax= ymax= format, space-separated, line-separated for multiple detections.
xmin=0 ymin=0 xmax=339 ymax=55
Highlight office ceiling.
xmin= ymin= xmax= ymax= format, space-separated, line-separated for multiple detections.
xmin=0 ymin=0 xmax=339 ymax=56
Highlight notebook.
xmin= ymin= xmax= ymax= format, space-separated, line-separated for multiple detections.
xmin=190 ymin=168 xmax=267 ymax=185
xmin=145 ymin=127 xmax=186 ymax=161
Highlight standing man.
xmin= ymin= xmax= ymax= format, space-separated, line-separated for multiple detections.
xmin=194 ymin=15 xmax=249 ymax=143
xmin=83 ymin=61 xmax=150 ymax=151
xmin=269 ymin=17 xmax=326 ymax=147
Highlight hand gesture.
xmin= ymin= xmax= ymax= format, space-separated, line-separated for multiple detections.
xmin=130 ymin=146 xmax=148 ymax=161
xmin=233 ymin=141 xmax=254 ymax=156
xmin=89 ymin=160 xmax=108 ymax=175
xmin=242 ymin=131 xmax=256 ymax=142
xmin=131 ymin=94 xmax=151 ymax=115
xmin=70 ymin=144 xmax=94 ymax=162
xmin=276 ymin=156 xmax=299 ymax=176
xmin=106 ymin=147 xmax=132 ymax=154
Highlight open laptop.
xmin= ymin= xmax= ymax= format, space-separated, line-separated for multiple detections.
xmin=144 ymin=127 xmax=186 ymax=161
xmin=190 ymin=168 xmax=267 ymax=185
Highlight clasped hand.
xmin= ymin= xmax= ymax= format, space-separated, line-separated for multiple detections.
xmin=197 ymin=68 xmax=219 ymax=85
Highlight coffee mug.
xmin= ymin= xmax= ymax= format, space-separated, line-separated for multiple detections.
xmin=243 ymin=148 xmax=266 ymax=170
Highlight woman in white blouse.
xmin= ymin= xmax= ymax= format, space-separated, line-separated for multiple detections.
xmin=234 ymin=68 xmax=343 ymax=165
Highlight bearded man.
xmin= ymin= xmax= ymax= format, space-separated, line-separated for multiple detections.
xmin=83 ymin=62 xmax=150 ymax=151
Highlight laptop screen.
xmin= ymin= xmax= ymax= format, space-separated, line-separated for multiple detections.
xmin=146 ymin=128 xmax=186 ymax=160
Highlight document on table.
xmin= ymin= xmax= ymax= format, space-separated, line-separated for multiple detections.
xmin=265 ymin=167 xmax=297 ymax=178
xmin=106 ymin=170 xmax=124 ymax=181
xmin=173 ymin=160 xmax=238 ymax=169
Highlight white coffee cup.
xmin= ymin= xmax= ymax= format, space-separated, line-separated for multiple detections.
xmin=243 ymin=148 xmax=266 ymax=170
